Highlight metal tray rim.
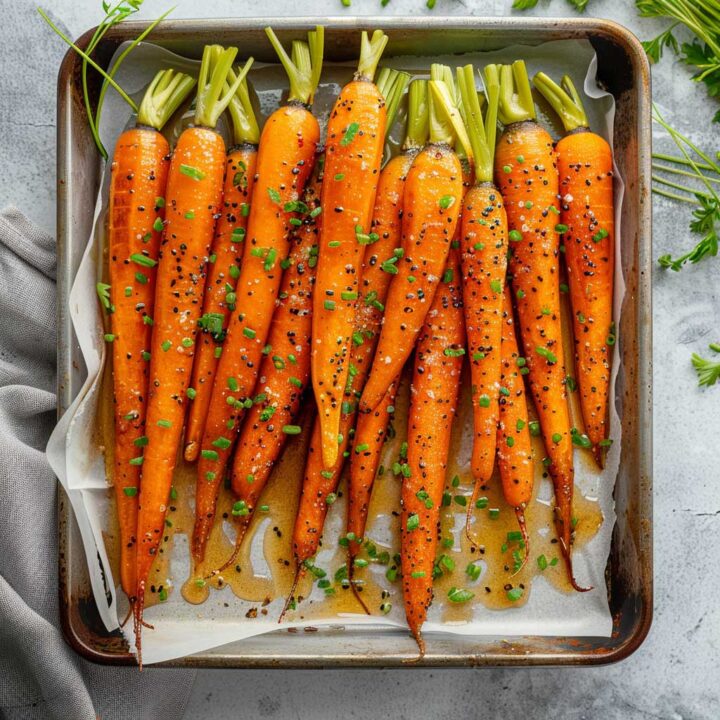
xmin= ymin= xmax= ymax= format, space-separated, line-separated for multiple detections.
xmin=56 ymin=15 xmax=653 ymax=669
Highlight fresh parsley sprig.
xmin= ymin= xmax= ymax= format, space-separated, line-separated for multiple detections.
xmin=692 ymin=343 xmax=720 ymax=387
xmin=512 ymin=0 xmax=589 ymax=10
xmin=653 ymin=105 xmax=720 ymax=270
xmin=637 ymin=0 xmax=720 ymax=122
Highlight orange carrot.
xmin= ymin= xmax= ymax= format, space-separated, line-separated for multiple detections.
xmin=347 ymin=377 xmax=398 ymax=551
xmin=104 ymin=69 xmax=195 ymax=603
xmin=192 ymin=28 xmax=323 ymax=565
xmin=184 ymin=71 xmax=261 ymax=462
xmin=401 ymin=250 xmax=465 ymax=656
xmin=282 ymin=70 xmax=412 ymax=616
xmin=496 ymin=288 xmax=534 ymax=563
xmin=533 ymin=72 xmax=614 ymax=467
xmin=311 ymin=30 xmax=389 ymax=469
xmin=360 ymin=65 xmax=468 ymax=414
xmin=134 ymin=47 xmax=251 ymax=661
xmin=225 ymin=172 xmax=321 ymax=556
xmin=347 ymin=78 xmax=428 ymax=561
xmin=451 ymin=65 xmax=508 ymax=519
xmin=491 ymin=61 xmax=587 ymax=591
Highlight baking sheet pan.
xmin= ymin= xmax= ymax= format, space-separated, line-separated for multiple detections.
xmin=56 ymin=17 xmax=652 ymax=667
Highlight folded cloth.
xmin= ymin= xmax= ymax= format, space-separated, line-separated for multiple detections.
xmin=0 ymin=207 xmax=196 ymax=720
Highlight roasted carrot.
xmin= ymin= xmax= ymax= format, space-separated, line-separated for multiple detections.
xmin=311 ymin=30 xmax=389 ymax=469
xmin=446 ymin=65 xmax=509 ymax=537
xmin=347 ymin=78 xmax=428 ymax=563
xmin=491 ymin=61 xmax=587 ymax=591
xmin=360 ymin=65 xmax=468 ymax=414
xmin=533 ymin=72 xmax=614 ymax=467
xmin=104 ymin=69 xmax=195 ymax=603
xmin=281 ymin=70 xmax=411 ymax=616
xmin=223 ymin=171 xmax=321 ymax=560
xmin=496 ymin=287 xmax=534 ymax=564
xmin=401 ymin=250 xmax=465 ymax=656
xmin=192 ymin=28 xmax=323 ymax=565
xmin=184 ymin=71 xmax=261 ymax=462
xmin=134 ymin=46 xmax=250 ymax=661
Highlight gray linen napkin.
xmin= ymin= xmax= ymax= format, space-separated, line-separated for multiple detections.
xmin=0 ymin=207 xmax=196 ymax=720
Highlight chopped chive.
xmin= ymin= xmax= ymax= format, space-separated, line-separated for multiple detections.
xmin=123 ymin=486 xmax=138 ymax=497
xmin=439 ymin=195 xmax=455 ymax=209
xmin=447 ymin=587 xmax=474 ymax=603
xmin=340 ymin=122 xmax=360 ymax=146
xmin=201 ymin=449 xmax=219 ymax=461
xmin=282 ymin=425 xmax=301 ymax=435
xmin=180 ymin=164 xmax=205 ymax=181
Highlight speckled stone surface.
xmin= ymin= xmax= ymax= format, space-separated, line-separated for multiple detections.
xmin=2 ymin=1 xmax=719 ymax=718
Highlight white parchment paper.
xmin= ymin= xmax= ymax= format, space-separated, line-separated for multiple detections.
xmin=47 ymin=38 xmax=625 ymax=665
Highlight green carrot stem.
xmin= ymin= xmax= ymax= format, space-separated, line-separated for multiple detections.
xmin=137 ymin=68 xmax=196 ymax=131
xmin=652 ymin=186 xmax=702 ymax=205
xmin=265 ymin=26 xmax=324 ymax=105
xmin=652 ymin=153 xmax=719 ymax=173
xmin=377 ymin=69 xmax=410 ymax=139
xmin=356 ymin=30 xmax=389 ymax=82
xmin=95 ymin=7 xmax=175 ymax=131
xmin=652 ymin=173 xmax=711 ymax=199
xmin=652 ymin=104 xmax=720 ymax=203
xmin=226 ymin=65 xmax=260 ymax=146
xmin=194 ymin=45 xmax=248 ymax=129
xmin=404 ymin=79 xmax=429 ymax=151
xmin=652 ymin=163 xmax=720 ymax=186
xmin=428 ymin=66 xmax=473 ymax=160
xmin=38 ymin=8 xmax=138 ymax=112
xmin=532 ymin=72 xmax=588 ymax=132
xmin=456 ymin=64 xmax=496 ymax=184
xmin=489 ymin=60 xmax=536 ymax=125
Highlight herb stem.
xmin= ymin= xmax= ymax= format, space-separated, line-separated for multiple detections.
xmin=356 ymin=29 xmax=388 ymax=82
xmin=652 ymin=163 xmax=720 ymax=186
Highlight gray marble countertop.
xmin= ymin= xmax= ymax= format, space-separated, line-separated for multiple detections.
xmin=2 ymin=1 xmax=718 ymax=718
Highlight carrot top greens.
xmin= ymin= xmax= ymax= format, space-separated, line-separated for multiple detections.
xmin=226 ymin=67 xmax=261 ymax=146
xmin=428 ymin=64 xmax=473 ymax=158
xmin=265 ymin=26 xmax=324 ymax=105
xmin=39 ymin=2 xmax=173 ymax=158
xmin=533 ymin=72 xmax=589 ymax=133
xmin=376 ymin=68 xmax=411 ymax=139
xmin=404 ymin=79 xmax=430 ymax=151
xmin=487 ymin=60 xmax=536 ymax=125
xmin=456 ymin=64 xmax=499 ymax=184
xmin=194 ymin=46 xmax=251 ymax=129
xmin=136 ymin=69 xmax=196 ymax=131
xmin=356 ymin=30 xmax=389 ymax=82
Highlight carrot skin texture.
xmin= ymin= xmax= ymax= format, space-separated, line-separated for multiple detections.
xmin=184 ymin=144 xmax=257 ymax=462
xmin=229 ymin=179 xmax=320 ymax=528
xmin=557 ymin=129 xmax=614 ymax=463
xmin=136 ymin=126 xmax=226 ymax=594
xmin=347 ymin=377 xmax=398 ymax=556
xmin=108 ymin=126 xmax=170 ymax=600
xmin=460 ymin=182 xmax=508 ymax=485
xmin=497 ymin=290 xmax=534 ymax=509
xmin=193 ymin=105 xmax=320 ymax=563
xmin=361 ymin=144 xmax=463 ymax=413
xmin=342 ymin=150 xmax=417 ymax=556
xmin=494 ymin=120 xmax=580 ymax=584
xmin=401 ymin=251 xmax=465 ymax=653
xmin=312 ymin=80 xmax=387 ymax=470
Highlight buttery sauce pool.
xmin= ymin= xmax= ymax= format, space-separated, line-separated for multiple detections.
xmin=100 ymin=289 xmax=603 ymax=623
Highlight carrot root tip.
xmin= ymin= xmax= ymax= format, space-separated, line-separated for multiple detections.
xmin=184 ymin=441 xmax=199 ymax=463
xmin=348 ymin=559 xmax=371 ymax=616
